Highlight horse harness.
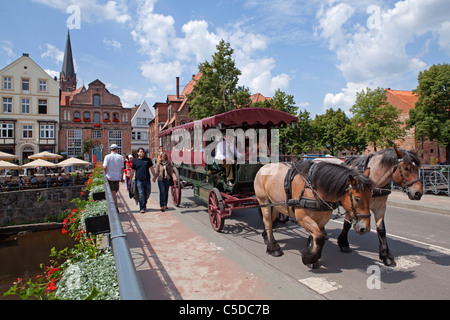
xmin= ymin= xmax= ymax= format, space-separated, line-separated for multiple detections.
xmin=258 ymin=161 xmax=366 ymax=225
xmin=358 ymin=155 xmax=392 ymax=198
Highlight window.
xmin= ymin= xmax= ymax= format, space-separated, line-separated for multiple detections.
xmin=93 ymin=95 xmax=100 ymax=108
xmin=21 ymin=98 xmax=30 ymax=114
xmin=74 ymin=111 xmax=81 ymax=119
xmin=40 ymin=124 xmax=54 ymax=139
xmin=2 ymin=98 xmax=12 ymax=113
xmin=23 ymin=125 xmax=33 ymax=138
xmin=3 ymin=77 xmax=12 ymax=90
xmin=22 ymin=79 xmax=30 ymax=93
xmin=103 ymin=112 xmax=110 ymax=121
xmin=0 ymin=123 xmax=14 ymax=138
xmin=38 ymin=100 xmax=47 ymax=114
xmin=83 ymin=112 xmax=90 ymax=121
xmin=108 ymin=130 xmax=122 ymax=154
xmin=92 ymin=130 xmax=102 ymax=139
xmin=113 ymin=113 xmax=119 ymax=122
xmin=39 ymin=80 xmax=47 ymax=92
xmin=94 ymin=112 xmax=100 ymax=123
xmin=67 ymin=129 xmax=82 ymax=157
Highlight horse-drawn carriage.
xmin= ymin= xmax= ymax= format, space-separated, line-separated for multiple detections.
xmin=158 ymin=107 xmax=421 ymax=268
xmin=158 ymin=107 xmax=298 ymax=232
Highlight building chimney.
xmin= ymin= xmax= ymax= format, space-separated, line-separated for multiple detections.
xmin=176 ymin=77 xmax=180 ymax=99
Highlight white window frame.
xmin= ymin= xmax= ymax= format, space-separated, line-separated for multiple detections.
xmin=21 ymin=98 xmax=30 ymax=114
xmin=40 ymin=124 xmax=54 ymax=139
xmin=67 ymin=129 xmax=82 ymax=157
xmin=2 ymin=97 xmax=12 ymax=113
xmin=39 ymin=80 xmax=47 ymax=92
xmin=0 ymin=123 xmax=14 ymax=138
xmin=23 ymin=125 xmax=33 ymax=139
xmin=3 ymin=77 xmax=12 ymax=90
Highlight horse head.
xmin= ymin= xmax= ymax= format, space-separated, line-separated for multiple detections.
xmin=392 ymin=147 xmax=423 ymax=200
xmin=340 ymin=173 xmax=373 ymax=235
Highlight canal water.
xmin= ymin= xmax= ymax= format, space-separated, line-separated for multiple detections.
xmin=0 ymin=228 xmax=76 ymax=299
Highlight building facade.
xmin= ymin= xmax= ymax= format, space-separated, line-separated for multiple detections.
xmin=59 ymin=79 xmax=131 ymax=163
xmin=131 ymin=100 xmax=154 ymax=155
xmin=0 ymin=53 xmax=60 ymax=164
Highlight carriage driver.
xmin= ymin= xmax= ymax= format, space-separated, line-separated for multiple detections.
xmin=215 ymin=134 xmax=242 ymax=187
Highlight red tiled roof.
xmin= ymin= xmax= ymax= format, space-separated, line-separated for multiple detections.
xmin=250 ymin=93 xmax=271 ymax=103
xmin=385 ymin=89 xmax=418 ymax=114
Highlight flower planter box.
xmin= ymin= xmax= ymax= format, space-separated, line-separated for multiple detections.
xmin=92 ymin=191 xmax=105 ymax=200
xmin=85 ymin=214 xmax=110 ymax=235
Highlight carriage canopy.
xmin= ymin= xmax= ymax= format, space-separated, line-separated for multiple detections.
xmin=158 ymin=107 xmax=298 ymax=137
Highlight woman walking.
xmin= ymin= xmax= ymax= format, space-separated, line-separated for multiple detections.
xmin=153 ymin=152 xmax=176 ymax=212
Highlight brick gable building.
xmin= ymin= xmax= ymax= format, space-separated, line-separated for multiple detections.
xmin=58 ymin=33 xmax=131 ymax=163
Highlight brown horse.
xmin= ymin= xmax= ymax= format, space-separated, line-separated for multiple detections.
xmin=336 ymin=147 xmax=423 ymax=266
xmin=254 ymin=161 xmax=373 ymax=268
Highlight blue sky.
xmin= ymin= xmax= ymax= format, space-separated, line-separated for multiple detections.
xmin=1 ymin=0 xmax=449 ymax=117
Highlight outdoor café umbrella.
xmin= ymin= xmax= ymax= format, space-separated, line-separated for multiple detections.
xmin=0 ymin=151 xmax=18 ymax=160
xmin=0 ymin=160 xmax=21 ymax=170
xmin=57 ymin=157 xmax=90 ymax=167
xmin=28 ymin=151 xmax=63 ymax=160
xmin=21 ymin=158 xmax=57 ymax=168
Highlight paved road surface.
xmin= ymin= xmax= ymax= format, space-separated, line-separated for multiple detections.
xmin=117 ymin=182 xmax=450 ymax=300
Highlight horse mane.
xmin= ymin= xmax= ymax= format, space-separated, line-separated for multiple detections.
xmin=294 ymin=160 xmax=373 ymax=197
xmin=344 ymin=148 xmax=421 ymax=169
xmin=377 ymin=148 xmax=421 ymax=167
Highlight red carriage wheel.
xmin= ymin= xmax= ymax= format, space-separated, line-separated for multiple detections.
xmin=170 ymin=167 xmax=181 ymax=207
xmin=208 ymin=188 xmax=225 ymax=232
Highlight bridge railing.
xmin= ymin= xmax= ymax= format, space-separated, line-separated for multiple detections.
xmin=419 ymin=165 xmax=450 ymax=196
xmin=103 ymin=175 xmax=146 ymax=300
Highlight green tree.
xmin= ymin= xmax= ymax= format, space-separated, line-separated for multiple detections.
xmin=312 ymin=108 xmax=353 ymax=156
xmin=188 ymin=40 xmax=250 ymax=119
xmin=350 ymin=87 xmax=405 ymax=151
xmin=253 ymin=89 xmax=301 ymax=154
xmin=408 ymin=63 xmax=450 ymax=161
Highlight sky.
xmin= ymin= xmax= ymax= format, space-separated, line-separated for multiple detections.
xmin=1 ymin=0 xmax=449 ymax=117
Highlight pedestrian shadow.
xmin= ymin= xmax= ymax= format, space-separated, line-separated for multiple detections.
xmin=117 ymin=189 xmax=183 ymax=300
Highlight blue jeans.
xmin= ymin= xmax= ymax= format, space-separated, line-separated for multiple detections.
xmin=157 ymin=179 xmax=171 ymax=208
xmin=135 ymin=180 xmax=151 ymax=211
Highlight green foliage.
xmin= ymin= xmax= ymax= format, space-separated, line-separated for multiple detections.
xmin=409 ymin=63 xmax=450 ymax=160
xmin=188 ymin=40 xmax=250 ymax=119
xmin=313 ymin=108 xmax=354 ymax=156
xmin=350 ymin=87 xmax=404 ymax=150
xmin=4 ymin=164 xmax=119 ymax=300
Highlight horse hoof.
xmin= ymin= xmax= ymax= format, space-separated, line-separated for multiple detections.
xmin=307 ymin=262 xmax=320 ymax=269
xmin=268 ymin=250 xmax=283 ymax=257
xmin=382 ymin=257 xmax=396 ymax=267
xmin=339 ymin=246 xmax=352 ymax=254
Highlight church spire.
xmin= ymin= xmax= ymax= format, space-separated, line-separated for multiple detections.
xmin=60 ymin=30 xmax=76 ymax=92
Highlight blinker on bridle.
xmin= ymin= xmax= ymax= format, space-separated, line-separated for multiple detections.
xmin=345 ymin=184 xmax=371 ymax=225
xmin=393 ymin=159 xmax=420 ymax=195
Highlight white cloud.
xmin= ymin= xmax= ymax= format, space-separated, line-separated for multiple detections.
xmin=131 ymin=0 xmax=291 ymax=98
xmin=40 ymin=44 xmax=64 ymax=65
xmin=103 ymin=38 xmax=122 ymax=51
xmin=1 ymin=40 xmax=15 ymax=62
xmin=120 ymin=88 xmax=143 ymax=108
xmin=316 ymin=0 xmax=450 ymax=111
xmin=32 ymin=0 xmax=130 ymax=24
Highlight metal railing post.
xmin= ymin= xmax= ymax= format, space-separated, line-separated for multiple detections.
xmin=104 ymin=175 xmax=146 ymax=300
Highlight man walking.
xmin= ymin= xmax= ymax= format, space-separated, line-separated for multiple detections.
xmin=130 ymin=148 xmax=156 ymax=213
xmin=103 ymin=144 xmax=124 ymax=210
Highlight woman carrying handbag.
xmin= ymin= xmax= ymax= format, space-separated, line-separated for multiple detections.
xmin=153 ymin=152 xmax=177 ymax=212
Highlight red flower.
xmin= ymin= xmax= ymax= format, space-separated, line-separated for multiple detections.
xmin=45 ymin=278 xmax=57 ymax=293
xmin=62 ymin=228 xmax=68 ymax=235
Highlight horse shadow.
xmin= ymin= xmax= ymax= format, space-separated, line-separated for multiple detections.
xmin=220 ymin=208 xmax=450 ymax=284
